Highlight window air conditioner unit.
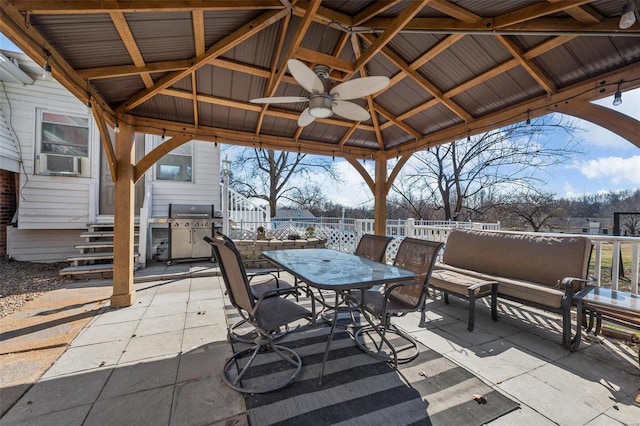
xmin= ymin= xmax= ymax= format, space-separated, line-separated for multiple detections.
xmin=40 ymin=154 xmax=88 ymax=177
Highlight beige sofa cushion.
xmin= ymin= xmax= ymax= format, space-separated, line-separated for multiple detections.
xmin=442 ymin=229 xmax=591 ymax=288
xmin=433 ymin=264 xmax=564 ymax=309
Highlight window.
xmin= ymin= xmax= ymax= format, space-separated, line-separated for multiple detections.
xmin=155 ymin=140 xmax=193 ymax=181
xmin=36 ymin=110 xmax=90 ymax=177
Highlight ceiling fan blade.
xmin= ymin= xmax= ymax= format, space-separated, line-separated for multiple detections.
xmin=250 ymin=96 xmax=308 ymax=104
xmin=287 ymin=59 xmax=324 ymax=94
xmin=329 ymin=76 xmax=390 ymax=100
xmin=332 ymin=100 xmax=370 ymax=121
xmin=298 ymin=108 xmax=316 ymax=127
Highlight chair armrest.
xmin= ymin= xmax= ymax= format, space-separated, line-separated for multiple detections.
xmin=560 ymin=277 xmax=596 ymax=297
xmin=561 ymin=276 xmax=595 ymax=289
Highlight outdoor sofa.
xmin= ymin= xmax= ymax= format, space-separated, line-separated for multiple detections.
xmin=428 ymin=228 xmax=593 ymax=347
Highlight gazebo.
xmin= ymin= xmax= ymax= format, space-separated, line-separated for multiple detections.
xmin=2 ymin=0 xmax=639 ymax=307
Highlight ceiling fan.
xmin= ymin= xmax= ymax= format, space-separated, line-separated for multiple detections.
xmin=250 ymin=59 xmax=390 ymax=127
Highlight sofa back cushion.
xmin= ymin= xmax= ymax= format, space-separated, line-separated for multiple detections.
xmin=442 ymin=229 xmax=591 ymax=288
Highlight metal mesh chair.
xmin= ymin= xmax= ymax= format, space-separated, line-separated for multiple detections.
xmin=205 ymin=235 xmax=298 ymax=343
xmin=207 ymin=236 xmax=314 ymax=393
xmin=352 ymin=237 xmax=443 ymax=366
xmin=355 ymin=234 xmax=393 ymax=263
xmin=320 ymin=234 xmax=393 ymax=327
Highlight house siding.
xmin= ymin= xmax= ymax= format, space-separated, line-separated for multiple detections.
xmin=0 ymin=76 xmax=99 ymax=230
xmin=0 ymin=107 xmax=20 ymax=173
xmin=148 ymin=136 xmax=221 ymax=217
xmin=1 ymin=52 xmax=221 ymax=263
xmin=6 ymin=227 xmax=83 ymax=262
xmin=0 ymin=169 xmax=17 ymax=256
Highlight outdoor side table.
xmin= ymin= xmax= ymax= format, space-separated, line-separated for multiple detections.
xmin=429 ymin=269 xmax=498 ymax=331
xmin=573 ymin=286 xmax=640 ymax=364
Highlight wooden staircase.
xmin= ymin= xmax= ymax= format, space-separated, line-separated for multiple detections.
xmin=60 ymin=223 xmax=140 ymax=279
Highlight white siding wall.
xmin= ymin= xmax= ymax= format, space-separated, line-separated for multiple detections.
xmin=0 ymin=106 xmax=21 ymax=172
xmin=6 ymin=227 xmax=83 ymax=262
xmin=0 ymin=76 xmax=100 ymax=230
xmin=147 ymin=136 xmax=221 ymax=217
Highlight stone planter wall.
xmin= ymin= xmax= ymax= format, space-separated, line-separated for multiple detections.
xmin=233 ymin=238 xmax=327 ymax=268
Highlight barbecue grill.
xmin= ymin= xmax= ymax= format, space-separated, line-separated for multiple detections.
xmin=167 ymin=204 xmax=220 ymax=264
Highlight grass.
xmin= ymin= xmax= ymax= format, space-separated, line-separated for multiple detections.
xmin=588 ymin=243 xmax=638 ymax=292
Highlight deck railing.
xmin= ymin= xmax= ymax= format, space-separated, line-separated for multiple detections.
xmin=228 ymin=217 xmax=639 ymax=295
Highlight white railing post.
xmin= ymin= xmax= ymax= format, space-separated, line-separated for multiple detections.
xmin=138 ymin=184 xmax=152 ymax=268
xmin=632 ymin=243 xmax=639 ymax=294
xmin=594 ymin=241 xmax=602 ymax=287
xmin=407 ymin=218 xmax=415 ymax=238
xmin=611 ymin=241 xmax=621 ymax=290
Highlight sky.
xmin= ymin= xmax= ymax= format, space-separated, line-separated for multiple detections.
xmin=2 ymin=35 xmax=637 ymax=208
xmin=306 ymin=88 xmax=640 ymax=207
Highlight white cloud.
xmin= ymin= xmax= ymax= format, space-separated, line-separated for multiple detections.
xmin=575 ymin=155 xmax=640 ymax=185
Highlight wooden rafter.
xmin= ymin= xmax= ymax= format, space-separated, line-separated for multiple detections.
xmin=255 ymin=11 xmax=291 ymax=135
xmin=118 ymin=9 xmax=288 ymax=112
xmin=496 ymin=35 xmax=556 ymax=94
xmin=350 ymin=34 xmax=383 ymax=149
xmin=361 ymin=33 xmax=473 ymax=122
xmin=386 ymin=34 xmax=464 ymax=90
xmin=0 ymin=1 xmax=115 ymax=121
xmin=352 ymin=1 xmax=401 ymax=26
xmin=387 ymin=62 xmax=640 ymax=159
xmin=492 ymin=0 xmax=595 ymax=27
xmin=10 ymin=1 xmax=284 ymax=13
xmin=110 ymin=12 xmax=154 ymax=88
xmin=347 ymin=0 xmax=430 ymax=80
xmin=427 ymin=0 xmax=482 ymax=22
xmin=379 ymin=34 xmax=575 ymax=132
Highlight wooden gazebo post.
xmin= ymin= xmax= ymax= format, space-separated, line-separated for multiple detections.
xmin=111 ymin=120 xmax=136 ymax=308
xmin=373 ymin=155 xmax=388 ymax=237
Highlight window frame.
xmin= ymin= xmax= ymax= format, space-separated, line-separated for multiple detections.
xmin=35 ymin=108 xmax=91 ymax=177
xmin=153 ymin=139 xmax=194 ymax=182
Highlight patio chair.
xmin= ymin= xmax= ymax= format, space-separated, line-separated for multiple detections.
xmin=351 ymin=237 xmax=443 ymax=366
xmin=204 ymin=235 xmax=298 ymax=343
xmin=207 ymin=236 xmax=315 ymax=393
xmin=321 ymin=234 xmax=394 ymax=327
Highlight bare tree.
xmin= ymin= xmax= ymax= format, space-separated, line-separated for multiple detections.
xmin=391 ymin=115 xmax=581 ymax=220
xmin=501 ymin=190 xmax=566 ymax=232
xmin=607 ymin=189 xmax=640 ymax=236
xmin=229 ymin=148 xmax=338 ymax=217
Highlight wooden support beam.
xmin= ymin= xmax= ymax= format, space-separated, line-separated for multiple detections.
xmin=134 ymin=134 xmax=193 ymax=182
xmin=553 ymin=100 xmax=640 ymax=148
xmin=92 ymin=102 xmax=117 ymax=182
xmin=111 ymin=121 xmax=136 ymax=308
xmin=373 ymin=155 xmax=388 ymax=236
xmin=11 ymin=1 xmax=284 ymax=13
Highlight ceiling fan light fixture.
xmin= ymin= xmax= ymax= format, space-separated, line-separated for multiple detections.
xmin=308 ymin=95 xmax=333 ymax=118
xmin=619 ymin=0 xmax=637 ymax=29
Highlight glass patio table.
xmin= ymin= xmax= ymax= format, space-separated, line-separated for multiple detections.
xmin=261 ymin=248 xmax=416 ymax=383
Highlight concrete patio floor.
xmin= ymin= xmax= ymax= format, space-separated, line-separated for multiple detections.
xmin=1 ymin=260 xmax=638 ymax=425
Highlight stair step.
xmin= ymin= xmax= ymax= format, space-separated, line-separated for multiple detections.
xmin=75 ymin=241 xmax=139 ymax=250
xmin=60 ymin=262 xmax=141 ymax=279
xmin=67 ymin=252 xmax=139 ymax=261
xmin=60 ymin=263 xmax=115 ymax=275
xmin=80 ymin=231 xmax=139 ymax=239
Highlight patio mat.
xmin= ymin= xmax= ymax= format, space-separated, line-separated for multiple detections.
xmin=226 ymin=306 xmax=520 ymax=426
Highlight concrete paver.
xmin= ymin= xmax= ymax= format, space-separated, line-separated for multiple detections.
xmin=1 ymin=260 xmax=638 ymax=425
